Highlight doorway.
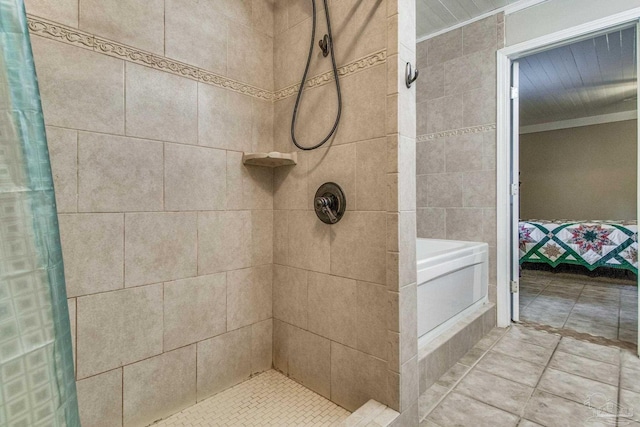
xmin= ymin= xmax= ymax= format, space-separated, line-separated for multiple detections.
xmin=497 ymin=17 xmax=640 ymax=354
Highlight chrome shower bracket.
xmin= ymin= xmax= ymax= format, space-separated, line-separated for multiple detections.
xmin=405 ymin=62 xmax=419 ymax=88
xmin=314 ymin=182 xmax=346 ymax=224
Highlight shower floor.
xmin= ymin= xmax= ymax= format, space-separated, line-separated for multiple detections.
xmin=154 ymin=370 xmax=350 ymax=426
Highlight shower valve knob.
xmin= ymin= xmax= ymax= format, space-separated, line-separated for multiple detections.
xmin=314 ymin=182 xmax=346 ymax=224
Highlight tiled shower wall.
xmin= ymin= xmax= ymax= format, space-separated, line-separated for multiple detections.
xmin=270 ymin=0 xmax=417 ymax=421
xmin=26 ymin=1 xmax=275 ymax=426
xmin=415 ymin=14 xmax=504 ymax=299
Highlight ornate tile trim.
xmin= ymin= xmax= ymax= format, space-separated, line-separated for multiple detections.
xmin=417 ymin=124 xmax=497 ymax=142
xmin=27 ymin=14 xmax=387 ymax=104
xmin=27 ymin=14 xmax=273 ymax=101
xmin=273 ymin=50 xmax=387 ymax=101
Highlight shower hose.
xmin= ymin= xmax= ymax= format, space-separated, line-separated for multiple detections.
xmin=290 ymin=0 xmax=343 ymax=151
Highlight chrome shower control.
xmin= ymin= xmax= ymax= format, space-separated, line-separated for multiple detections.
xmin=314 ymin=182 xmax=346 ymax=224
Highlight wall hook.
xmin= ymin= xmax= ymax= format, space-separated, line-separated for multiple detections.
xmin=405 ymin=62 xmax=419 ymax=88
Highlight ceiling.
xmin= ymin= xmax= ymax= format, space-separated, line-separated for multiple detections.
xmin=416 ymin=0 xmax=520 ymax=40
xmin=519 ymin=27 xmax=637 ymax=127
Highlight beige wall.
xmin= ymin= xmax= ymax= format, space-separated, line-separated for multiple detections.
xmin=271 ymin=0 xmax=418 ymax=422
xmin=28 ymin=1 xmax=274 ymax=426
xmin=520 ymin=120 xmax=637 ymax=221
xmin=28 ymin=0 xmax=417 ymax=425
xmin=415 ymin=14 xmax=502 ymax=296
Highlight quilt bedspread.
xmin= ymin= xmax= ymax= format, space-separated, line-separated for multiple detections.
xmin=519 ymin=220 xmax=638 ymax=274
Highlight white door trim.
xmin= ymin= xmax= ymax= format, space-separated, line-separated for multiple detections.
xmin=496 ymin=8 xmax=640 ymax=328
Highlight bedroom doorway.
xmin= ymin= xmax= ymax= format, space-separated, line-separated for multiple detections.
xmin=497 ymin=18 xmax=640 ymax=354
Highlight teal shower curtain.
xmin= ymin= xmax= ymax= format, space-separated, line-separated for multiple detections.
xmin=0 ymin=1 xmax=80 ymax=426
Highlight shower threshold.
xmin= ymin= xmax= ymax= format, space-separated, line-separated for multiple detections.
xmin=154 ymin=370 xmax=350 ymax=426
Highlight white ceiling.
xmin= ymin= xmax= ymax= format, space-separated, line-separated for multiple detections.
xmin=519 ymin=27 xmax=637 ymax=127
xmin=416 ymin=0 xmax=520 ymax=40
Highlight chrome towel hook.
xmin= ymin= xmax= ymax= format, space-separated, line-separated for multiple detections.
xmin=405 ymin=62 xmax=419 ymax=88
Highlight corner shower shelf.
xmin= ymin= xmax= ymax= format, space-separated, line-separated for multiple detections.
xmin=242 ymin=151 xmax=297 ymax=167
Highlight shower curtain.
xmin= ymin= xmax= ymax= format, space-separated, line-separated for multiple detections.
xmin=0 ymin=1 xmax=80 ymax=426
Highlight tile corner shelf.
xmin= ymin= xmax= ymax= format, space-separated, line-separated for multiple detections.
xmin=242 ymin=151 xmax=297 ymax=168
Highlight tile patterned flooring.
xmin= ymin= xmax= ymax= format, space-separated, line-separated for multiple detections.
xmin=420 ymin=325 xmax=640 ymax=427
xmin=154 ymin=370 xmax=350 ymax=426
xmin=519 ymin=271 xmax=638 ymax=345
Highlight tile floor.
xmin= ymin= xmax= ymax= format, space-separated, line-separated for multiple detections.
xmin=154 ymin=370 xmax=350 ymax=426
xmin=519 ymin=270 xmax=638 ymax=345
xmin=420 ymin=324 xmax=640 ymax=427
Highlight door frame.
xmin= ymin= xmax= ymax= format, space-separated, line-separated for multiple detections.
xmin=496 ymin=7 xmax=640 ymax=338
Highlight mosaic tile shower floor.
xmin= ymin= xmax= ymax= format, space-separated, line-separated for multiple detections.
xmin=154 ymin=370 xmax=350 ymax=426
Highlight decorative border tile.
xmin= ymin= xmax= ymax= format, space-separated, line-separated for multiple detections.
xmin=27 ymin=14 xmax=387 ymax=103
xmin=27 ymin=14 xmax=273 ymax=101
xmin=273 ymin=50 xmax=387 ymax=101
xmin=417 ymin=124 xmax=496 ymax=142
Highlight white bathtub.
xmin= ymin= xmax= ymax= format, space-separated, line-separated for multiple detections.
xmin=417 ymin=238 xmax=489 ymax=347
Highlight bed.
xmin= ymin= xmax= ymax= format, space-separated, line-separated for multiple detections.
xmin=519 ymin=220 xmax=638 ymax=275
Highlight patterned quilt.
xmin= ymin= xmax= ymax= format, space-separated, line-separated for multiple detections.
xmin=519 ymin=220 xmax=638 ymax=274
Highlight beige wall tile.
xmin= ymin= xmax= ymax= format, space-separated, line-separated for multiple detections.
xmin=288 ymin=210 xmax=331 ymax=273
xmin=331 ymin=211 xmax=386 ymax=285
xmin=79 ymin=0 xmax=164 ymax=54
xmin=78 ymin=132 xmax=163 ymax=212
xmin=125 ymin=63 xmax=197 ymax=144
xmin=356 ymin=138 xmax=388 ymax=211
xmin=165 ymin=0 xmax=227 ymax=75
xmin=227 ymin=152 xmax=274 ymax=211
xmin=287 ymin=83 xmax=339 ymax=148
xmin=228 ymin=24 xmax=274 ymax=91
xmin=125 ymin=213 xmax=197 ymax=286
xmin=417 ymin=208 xmax=446 ymax=239
xmin=164 ymin=143 xmax=227 ymax=211
xmin=197 ymin=327 xmax=251 ymax=400
xmin=26 ymin=0 xmax=78 ymax=27
xmin=307 ymin=144 xmax=356 ymax=210
xmin=463 ymin=171 xmax=496 ymax=207
xmin=463 ymin=83 xmax=497 ymax=127
xmin=426 ymin=29 xmax=462 ymax=66
xmin=357 ymin=281 xmax=388 ymax=360
xmin=331 ymin=342 xmax=388 ymax=411
xmin=199 ymin=84 xmax=253 ymax=152
xmin=163 ymin=274 xmax=227 ymax=351
xmin=427 ymin=173 xmax=463 ymax=207
xmin=76 ymin=284 xmax=163 ymax=378
xmin=273 ymin=0 xmax=288 ymax=35
xmin=462 ymin=15 xmax=497 ymax=55
xmin=416 ymin=139 xmax=444 ymax=175
xmin=123 ymin=345 xmax=196 ymax=427
xmin=421 ymin=95 xmax=463 ymax=135
xmin=416 ymin=174 xmax=428 ymax=207
xmin=213 ymin=0 xmax=253 ymax=26
xmin=227 ymin=265 xmax=273 ymax=330
xmin=331 ymin=0 xmax=387 ymax=65
xmin=399 ymin=284 xmax=417 ymax=364
xmin=252 ymin=210 xmax=274 ymax=266
xmin=274 ymin=155 xmax=308 ymax=211
xmin=482 ymin=208 xmax=497 ymax=247
xmin=337 ymin=65 xmax=387 ymax=144
xmin=32 ymin=37 xmax=124 ymax=134
xmin=444 ymin=50 xmax=495 ymax=96
xmin=307 ymin=272 xmax=357 ymax=346
xmin=273 ymin=210 xmax=288 ymax=265
xmin=252 ymin=98 xmax=274 ymax=152
xmin=400 ymin=356 xmax=419 ymax=412
xmin=198 ymin=211 xmax=252 ymax=275
xmin=273 ymin=265 xmax=308 ymax=329
xmin=76 ymin=368 xmax=122 ymax=427
xmin=59 ymin=213 xmax=123 ymax=297
xmin=273 ymin=13 xmax=311 ymax=90
xmin=445 ymin=133 xmax=483 ymax=172
xmin=47 ymin=127 xmax=77 ymax=213
xmin=416 ymin=64 xmax=444 ymax=103
xmin=398 ymin=136 xmax=416 ymax=211
xmin=251 ymin=318 xmax=273 ymax=374
xmin=273 ymin=96 xmax=295 ymax=152
xmin=289 ymin=325 xmax=331 ymax=399
xmin=272 ymin=319 xmax=290 ymax=373
xmin=253 ymin=0 xmax=275 ymax=36
xmin=445 ymin=208 xmax=484 ymax=241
